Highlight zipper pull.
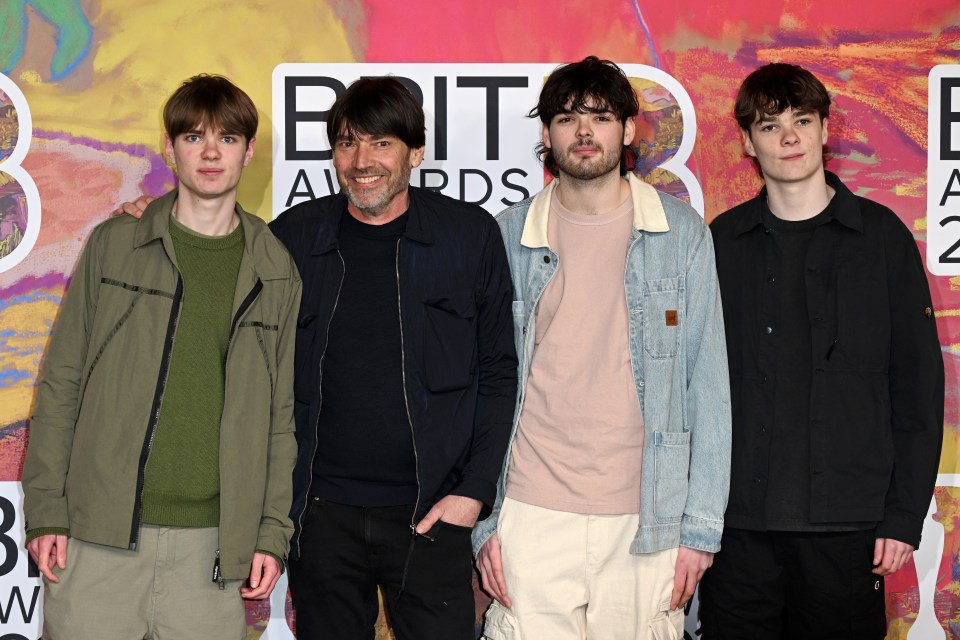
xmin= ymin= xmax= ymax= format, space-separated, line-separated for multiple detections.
xmin=212 ymin=549 xmax=225 ymax=590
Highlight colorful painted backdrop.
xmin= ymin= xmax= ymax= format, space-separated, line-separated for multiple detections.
xmin=0 ymin=1 xmax=958 ymax=637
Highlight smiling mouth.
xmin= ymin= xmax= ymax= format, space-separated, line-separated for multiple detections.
xmin=353 ymin=175 xmax=382 ymax=184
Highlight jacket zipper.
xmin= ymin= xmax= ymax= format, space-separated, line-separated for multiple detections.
xmin=129 ymin=276 xmax=183 ymax=550
xmin=396 ymin=238 xmax=422 ymax=528
xmin=211 ymin=278 xmax=263 ymax=583
xmin=293 ymin=251 xmax=346 ymax=554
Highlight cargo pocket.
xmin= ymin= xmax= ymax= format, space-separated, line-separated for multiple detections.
xmin=482 ymin=601 xmax=522 ymax=640
xmin=649 ymin=600 xmax=684 ymax=640
xmin=423 ymin=291 xmax=478 ymax=391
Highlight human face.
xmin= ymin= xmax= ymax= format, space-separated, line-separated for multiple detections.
xmin=164 ymin=126 xmax=254 ymax=202
xmin=743 ymin=108 xmax=828 ymax=186
xmin=333 ymin=129 xmax=425 ymax=222
xmin=542 ymin=100 xmax=635 ymax=182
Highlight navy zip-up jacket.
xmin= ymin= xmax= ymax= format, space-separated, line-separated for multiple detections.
xmin=270 ymin=187 xmax=518 ymax=558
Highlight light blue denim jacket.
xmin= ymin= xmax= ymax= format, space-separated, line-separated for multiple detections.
xmin=472 ymin=175 xmax=731 ymax=556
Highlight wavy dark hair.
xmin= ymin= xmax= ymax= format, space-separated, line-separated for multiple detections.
xmin=530 ymin=56 xmax=640 ymax=176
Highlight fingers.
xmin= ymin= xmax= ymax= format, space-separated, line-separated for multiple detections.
xmin=55 ymin=534 xmax=68 ymax=570
xmin=28 ymin=536 xmax=62 ymax=583
xmin=241 ymin=555 xmax=281 ymax=600
xmin=414 ymin=505 xmax=442 ymax=535
xmin=477 ymin=535 xmax=511 ymax=608
xmin=872 ymin=538 xmax=914 ymax=576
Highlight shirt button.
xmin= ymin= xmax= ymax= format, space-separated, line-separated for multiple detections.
xmin=764 ymin=326 xmax=773 ymax=335
xmin=767 ymin=275 xmax=776 ymax=284
xmin=543 ymin=255 xmax=551 ymax=263
xmin=755 ymin=478 xmax=762 ymax=485
xmin=761 ymin=375 xmax=768 ymax=384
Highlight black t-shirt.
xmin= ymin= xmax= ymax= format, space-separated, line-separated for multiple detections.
xmin=311 ymin=207 xmax=418 ymax=507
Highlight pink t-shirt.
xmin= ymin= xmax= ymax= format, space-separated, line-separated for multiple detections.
xmin=506 ymin=191 xmax=644 ymax=515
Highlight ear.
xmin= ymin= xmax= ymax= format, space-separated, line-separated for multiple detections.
xmin=820 ymin=117 xmax=829 ymax=146
xmin=163 ymin=135 xmax=176 ymax=165
xmin=541 ymin=122 xmax=552 ymax=150
xmin=243 ymin=138 xmax=256 ymax=167
xmin=741 ymin=128 xmax=756 ymax=158
xmin=623 ymin=117 xmax=636 ymax=146
xmin=410 ymin=146 xmax=425 ymax=168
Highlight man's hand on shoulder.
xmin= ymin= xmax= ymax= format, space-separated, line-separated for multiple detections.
xmin=477 ymin=533 xmax=512 ymax=607
xmin=873 ymin=537 xmax=914 ymax=575
xmin=414 ymin=494 xmax=483 ymax=533
xmin=112 ymin=195 xmax=155 ymax=218
xmin=240 ymin=552 xmax=282 ymax=600
xmin=26 ymin=534 xmax=68 ymax=583
xmin=671 ymin=546 xmax=713 ymax=610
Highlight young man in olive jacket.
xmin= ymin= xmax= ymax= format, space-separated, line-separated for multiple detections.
xmin=22 ymin=75 xmax=300 ymax=640
xmin=700 ymin=63 xmax=944 ymax=639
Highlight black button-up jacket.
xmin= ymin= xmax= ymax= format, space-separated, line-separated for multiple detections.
xmin=270 ymin=187 xmax=518 ymax=559
xmin=710 ymin=171 xmax=944 ymax=547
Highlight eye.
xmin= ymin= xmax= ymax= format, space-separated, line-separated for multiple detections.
xmin=375 ymin=140 xmax=390 ymax=148
xmin=336 ymin=140 xmax=355 ymax=149
xmin=796 ymin=118 xmax=812 ymax=126
xmin=595 ymin=114 xmax=613 ymax=122
xmin=221 ymin=135 xmax=237 ymax=144
xmin=759 ymin=124 xmax=775 ymax=133
xmin=185 ymin=134 xmax=201 ymax=143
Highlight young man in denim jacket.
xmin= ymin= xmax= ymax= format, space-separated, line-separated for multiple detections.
xmin=700 ymin=63 xmax=944 ymax=639
xmin=472 ymin=56 xmax=731 ymax=640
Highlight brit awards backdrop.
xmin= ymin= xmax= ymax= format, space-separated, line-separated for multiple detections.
xmin=0 ymin=0 xmax=958 ymax=638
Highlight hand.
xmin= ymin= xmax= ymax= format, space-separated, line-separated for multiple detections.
xmin=26 ymin=534 xmax=68 ymax=583
xmin=112 ymin=195 xmax=155 ymax=218
xmin=671 ymin=546 xmax=713 ymax=610
xmin=415 ymin=494 xmax=483 ymax=533
xmin=872 ymin=538 xmax=914 ymax=575
xmin=477 ymin=533 xmax=511 ymax=607
xmin=240 ymin=552 xmax=282 ymax=599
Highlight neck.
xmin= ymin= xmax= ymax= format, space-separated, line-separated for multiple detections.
xmin=554 ymin=170 xmax=630 ymax=215
xmin=173 ymin=191 xmax=240 ymax=236
xmin=764 ymin=169 xmax=834 ymax=221
xmin=347 ymin=190 xmax=410 ymax=226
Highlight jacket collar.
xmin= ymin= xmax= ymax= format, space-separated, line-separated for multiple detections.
xmin=310 ymin=187 xmax=433 ymax=255
xmin=133 ymin=189 xmax=287 ymax=280
xmin=733 ymin=170 xmax=863 ymax=237
xmin=520 ymin=174 xmax=670 ymax=249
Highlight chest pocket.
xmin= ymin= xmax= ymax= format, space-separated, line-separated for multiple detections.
xmin=641 ymin=277 xmax=683 ymax=359
xmin=423 ymin=291 xmax=478 ymax=392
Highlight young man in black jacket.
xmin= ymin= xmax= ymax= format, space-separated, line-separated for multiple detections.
xmin=700 ymin=62 xmax=944 ymax=639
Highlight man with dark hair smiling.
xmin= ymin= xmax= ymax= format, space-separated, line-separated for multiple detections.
xmin=473 ymin=56 xmax=731 ymax=640
xmin=700 ymin=62 xmax=944 ymax=638
xmin=270 ymin=76 xmax=517 ymax=640
xmin=23 ymin=74 xmax=300 ymax=639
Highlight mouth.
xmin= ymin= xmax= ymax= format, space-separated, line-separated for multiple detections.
xmin=352 ymin=175 xmax=383 ymax=185
xmin=781 ymin=153 xmax=804 ymax=161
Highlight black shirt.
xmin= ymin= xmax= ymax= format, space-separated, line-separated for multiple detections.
xmin=311 ymin=208 xmax=418 ymax=507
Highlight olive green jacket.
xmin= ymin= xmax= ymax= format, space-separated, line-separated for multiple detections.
xmin=22 ymin=191 xmax=301 ymax=580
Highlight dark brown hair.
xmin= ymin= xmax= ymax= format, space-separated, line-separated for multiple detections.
xmin=735 ymin=63 xmax=830 ymax=133
xmin=163 ymin=74 xmax=258 ymax=145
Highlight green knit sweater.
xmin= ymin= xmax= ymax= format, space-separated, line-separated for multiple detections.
xmin=140 ymin=215 xmax=244 ymax=527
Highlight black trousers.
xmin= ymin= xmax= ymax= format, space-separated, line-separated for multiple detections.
xmin=699 ymin=527 xmax=887 ymax=640
xmin=288 ymin=499 xmax=476 ymax=640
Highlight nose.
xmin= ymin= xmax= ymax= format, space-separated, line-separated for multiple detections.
xmin=201 ymin=136 xmax=221 ymax=158
xmin=353 ymin=142 xmax=374 ymax=169
xmin=781 ymin=124 xmax=799 ymax=145
xmin=575 ymin=115 xmax=593 ymax=139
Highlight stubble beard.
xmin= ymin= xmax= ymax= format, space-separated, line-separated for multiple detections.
xmin=551 ymin=140 xmax=623 ymax=181
xmin=338 ymin=163 xmax=413 ymax=218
